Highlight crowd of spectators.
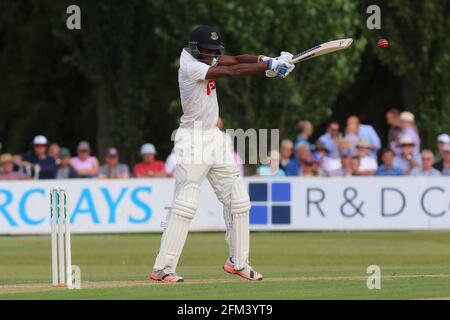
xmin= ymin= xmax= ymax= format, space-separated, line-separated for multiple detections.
xmin=0 ymin=111 xmax=449 ymax=181
xmin=0 ymin=135 xmax=168 ymax=180
xmin=258 ymin=109 xmax=450 ymax=177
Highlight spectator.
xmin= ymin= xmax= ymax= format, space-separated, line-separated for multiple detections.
xmin=56 ymin=148 xmax=78 ymax=179
xmin=165 ymin=149 xmax=177 ymax=177
xmin=355 ymin=139 xmax=378 ymax=175
xmin=285 ymin=143 xmax=310 ymax=176
xmin=279 ymin=139 xmax=293 ymax=172
xmin=346 ymin=115 xmax=381 ymax=158
xmin=70 ymin=141 xmax=99 ymax=178
xmin=399 ymin=111 xmax=420 ymax=155
xmin=410 ymin=150 xmax=441 ymax=176
xmin=312 ymin=141 xmax=327 ymax=162
xmin=375 ymin=148 xmax=403 ymax=176
xmin=0 ymin=153 xmax=28 ymax=180
xmin=350 ymin=155 xmax=362 ymax=176
xmin=333 ymin=148 xmax=353 ymax=176
xmin=393 ymin=136 xmax=421 ymax=175
xmin=294 ymin=120 xmax=313 ymax=149
xmin=433 ymin=143 xmax=450 ymax=176
xmin=48 ymin=143 xmax=61 ymax=164
xmin=322 ymin=140 xmax=350 ymax=176
xmin=385 ymin=108 xmax=403 ymax=156
xmin=311 ymin=141 xmax=330 ymax=176
xmin=133 ymin=143 xmax=166 ymax=178
xmin=257 ymin=150 xmax=285 ymax=177
xmin=98 ymin=148 xmax=130 ymax=179
xmin=436 ymin=133 xmax=450 ymax=161
xmin=318 ymin=120 xmax=341 ymax=158
xmin=300 ymin=154 xmax=316 ymax=176
xmin=344 ymin=121 xmax=359 ymax=153
xmin=20 ymin=135 xmax=57 ymax=179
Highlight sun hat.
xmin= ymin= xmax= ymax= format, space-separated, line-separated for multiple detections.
xmin=140 ymin=143 xmax=156 ymax=155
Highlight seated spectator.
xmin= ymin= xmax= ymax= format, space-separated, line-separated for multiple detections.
xmin=375 ymin=148 xmax=403 ymax=176
xmin=165 ymin=149 xmax=177 ymax=177
xmin=356 ymin=139 xmax=378 ymax=175
xmin=99 ymin=148 xmax=130 ymax=179
xmin=433 ymin=143 xmax=450 ymax=176
xmin=70 ymin=141 xmax=99 ymax=178
xmin=257 ymin=150 xmax=285 ymax=177
xmin=312 ymin=141 xmax=326 ymax=160
xmin=318 ymin=120 xmax=341 ymax=158
xmin=20 ymin=135 xmax=57 ymax=179
xmin=56 ymin=148 xmax=78 ymax=179
xmin=351 ymin=155 xmax=362 ymax=176
xmin=410 ymin=150 xmax=441 ymax=176
xmin=436 ymin=133 xmax=450 ymax=161
xmin=393 ymin=136 xmax=421 ymax=175
xmin=134 ymin=143 xmax=166 ymax=178
xmin=323 ymin=140 xmax=352 ymax=176
xmin=347 ymin=115 xmax=381 ymax=159
xmin=294 ymin=120 xmax=313 ymax=149
xmin=279 ymin=139 xmax=293 ymax=171
xmin=48 ymin=143 xmax=61 ymax=164
xmin=385 ymin=108 xmax=403 ymax=156
xmin=0 ymin=153 xmax=28 ymax=180
xmin=400 ymin=111 xmax=420 ymax=156
xmin=311 ymin=141 xmax=327 ymax=176
xmin=333 ymin=149 xmax=353 ymax=176
xmin=300 ymin=154 xmax=316 ymax=177
xmin=285 ymin=143 xmax=310 ymax=176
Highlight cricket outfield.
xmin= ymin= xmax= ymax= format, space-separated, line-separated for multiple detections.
xmin=1 ymin=232 xmax=449 ymax=299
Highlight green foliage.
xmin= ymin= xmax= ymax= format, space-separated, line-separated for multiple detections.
xmin=364 ymin=0 xmax=450 ymax=147
xmin=0 ymin=0 xmax=448 ymax=161
xmin=153 ymin=0 xmax=365 ymax=139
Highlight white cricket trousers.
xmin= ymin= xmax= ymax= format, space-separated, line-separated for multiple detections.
xmin=153 ymin=127 xmax=251 ymax=272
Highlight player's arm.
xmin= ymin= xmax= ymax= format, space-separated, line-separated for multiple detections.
xmin=205 ymin=61 xmax=270 ymax=79
xmin=209 ymin=53 xmax=291 ymax=79
xmin=218 ymin=55 xmax=265 ymax=66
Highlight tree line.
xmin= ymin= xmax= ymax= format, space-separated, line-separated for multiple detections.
xmin=0 ymin=0 xmax=448 ymax=166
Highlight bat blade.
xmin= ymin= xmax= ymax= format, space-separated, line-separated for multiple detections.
xmin=292 ymin=38 xmax=353 ymax=64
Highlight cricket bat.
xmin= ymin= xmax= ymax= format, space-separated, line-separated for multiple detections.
xmin=292 ymin=38 xmax=353 ymax=64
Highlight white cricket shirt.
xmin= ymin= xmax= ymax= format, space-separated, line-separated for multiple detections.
xmin=178 ymin=49 xmax=219 ymax=130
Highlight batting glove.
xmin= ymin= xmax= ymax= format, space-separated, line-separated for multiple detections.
xmin=267 ymin=52 xmax=295 ymax=78
xmin=276 ymin=51 xmax=295 ymax=78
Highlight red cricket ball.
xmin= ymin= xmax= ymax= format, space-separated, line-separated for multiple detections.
xmin=378 ymin=38 xmax=389 ymax=48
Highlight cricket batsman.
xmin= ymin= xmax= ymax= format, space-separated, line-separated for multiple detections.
xmin=151 ymin=25 xmax=295 ymax=282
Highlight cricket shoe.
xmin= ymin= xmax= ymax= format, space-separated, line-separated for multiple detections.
xmin=223 ymin=257 xmax=263 ymax=281
xmin=151 ymin=267 xmax=184 ymax=283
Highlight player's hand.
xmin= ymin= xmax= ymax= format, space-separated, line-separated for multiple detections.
xmin=277 ymin=51 xmax=295 ymax=77
xmin=258 ymin=55 xmax=277 ymax=78
xmin=265 ymin=70 xmax=278 ymax=77
xmin=268 ymin=52 xmax=295 ymax=78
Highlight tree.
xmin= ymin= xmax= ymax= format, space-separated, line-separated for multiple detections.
xmin=364 ymin=0 xmax=450 ymax=148
xmin=52 ymin=1 xmax=179 ymax=163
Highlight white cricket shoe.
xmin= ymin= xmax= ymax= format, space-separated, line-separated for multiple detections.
xmin=223 ymin=257 xmax=263 ymax=281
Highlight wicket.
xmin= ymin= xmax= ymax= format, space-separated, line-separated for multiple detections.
xmin=50 ymin=188 xmax=72 ymax=288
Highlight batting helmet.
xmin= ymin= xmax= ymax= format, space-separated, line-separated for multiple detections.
xmin=188 ymin=25 xmax=224 ymax=59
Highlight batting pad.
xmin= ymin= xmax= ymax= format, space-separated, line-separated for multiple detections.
xmin=153 ymin=213 xmax=192 ymax=271
xmin=230 ymin=179 xmax=251 ymax=270
xmin=153 ymin=183 xmax=199 ymax=271
xmin=223 ymin=206 xmax=234 ymax=258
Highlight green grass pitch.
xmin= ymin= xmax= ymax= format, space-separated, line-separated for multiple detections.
xmin=1 ymin=232 xmax=450 ymax=299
